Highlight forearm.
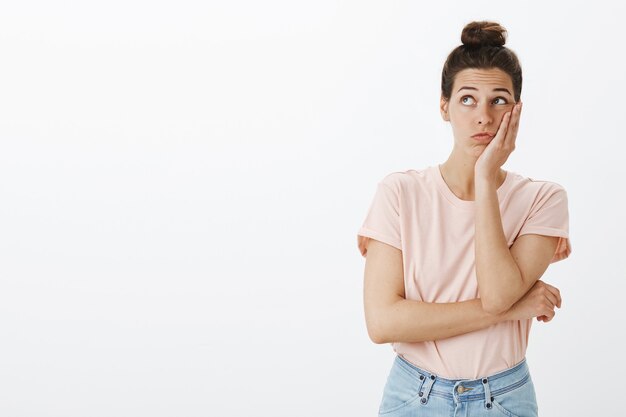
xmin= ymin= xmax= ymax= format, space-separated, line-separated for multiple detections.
xmin=375 ymin=297 xmax=509 ymax=344
xmin=475 ymin=179 xmax=523 ymax=313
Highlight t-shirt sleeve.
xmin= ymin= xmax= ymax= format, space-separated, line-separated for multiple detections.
xmin=357 ymin=180 xmax=402 ymax=257
xmin=517 ymin=187 xmax=571 ymax=263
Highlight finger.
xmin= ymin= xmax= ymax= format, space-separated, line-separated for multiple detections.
xmin=540 ymin=307 xmax=556 ymax=322
xmin=513 ymin=101 xmax=522 ymax=139
xmin=543 ymin=283 xmax=562 ymax=308
xmin=543 ymin=288 xmax=559 ymax=310
xmin=505 ymin=103 xmax=521 ymax=147
xmin=494 ymin=111 xmax=511 ymax=144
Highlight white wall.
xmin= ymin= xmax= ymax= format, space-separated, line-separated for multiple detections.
xmin=0 ymin=1 xmax=623 ymax=416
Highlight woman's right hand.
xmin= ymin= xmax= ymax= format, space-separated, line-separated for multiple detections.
xmin=503 ymin=280 xmax=562 ymax=322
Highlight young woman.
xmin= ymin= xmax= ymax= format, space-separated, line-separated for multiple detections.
xmin=357 ymin=21 xmax=571 ymax=417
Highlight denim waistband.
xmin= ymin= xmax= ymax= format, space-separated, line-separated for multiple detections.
xmin=394 ymin=354 xmax=531 ymax=403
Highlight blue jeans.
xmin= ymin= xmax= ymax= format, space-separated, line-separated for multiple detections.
xmin=378 ymin=355 xmax=539 ymax=417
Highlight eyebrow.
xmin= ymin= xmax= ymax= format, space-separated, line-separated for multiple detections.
xmin=457 ymin=86 xmax=512 ymax=96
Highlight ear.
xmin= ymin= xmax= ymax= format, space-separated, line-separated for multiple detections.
xmin=440 ymin=96 xmax=450 ymax=122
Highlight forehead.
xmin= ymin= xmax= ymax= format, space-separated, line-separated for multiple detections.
xmin=452 ymin=68 xmax=513 ymax=94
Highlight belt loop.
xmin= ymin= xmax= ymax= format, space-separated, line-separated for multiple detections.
xmin=481 ymin=377 xmax=493 ymax=409
xmin=419 ymin=373 xmax=437 ymax=405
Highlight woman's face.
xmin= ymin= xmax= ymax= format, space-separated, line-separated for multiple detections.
xmin=440 ymin=68 xmax=517 ymax=155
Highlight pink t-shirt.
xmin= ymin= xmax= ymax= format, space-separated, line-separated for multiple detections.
xmin=357 ymin=164 xmax=571 ymax=379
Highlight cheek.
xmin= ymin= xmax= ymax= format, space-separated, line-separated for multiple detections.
xmin=501 ymin=105 xmax=515 ymax=115
xmin=449 ymin=106 xmax=472 ymax=123
xmin=455 ymin=104 xmax=471 ymax=114
xmin=492 ymin=108 xmax=509 ymax=122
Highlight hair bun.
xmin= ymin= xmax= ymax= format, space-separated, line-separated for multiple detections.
xmin=461 ymin=21 xmax=507 ymax=48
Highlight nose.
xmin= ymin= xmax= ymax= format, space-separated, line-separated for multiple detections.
xmin=476 ymin=103 xmax=494 ymax=125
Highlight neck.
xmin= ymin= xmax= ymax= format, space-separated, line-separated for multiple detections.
xmin=439 ymin=153 xmax=506 ymax=201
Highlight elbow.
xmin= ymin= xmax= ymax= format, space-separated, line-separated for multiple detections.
xmin=365 ymin=310 xmax=390 ymax=344
xmin=369 ymin=330 xmax=387 ymax=345
xmin=366 ymin=320 xmax=388 ymax=344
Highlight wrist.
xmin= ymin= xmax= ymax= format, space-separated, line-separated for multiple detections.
xmin=474 ymin=171 xmax=498 ymax=183
xmin=475 ymin=180 xmax=496 ymax=197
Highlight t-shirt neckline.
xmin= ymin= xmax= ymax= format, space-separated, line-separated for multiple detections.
xmin=431 ymin=164 xmax=512 ymax=210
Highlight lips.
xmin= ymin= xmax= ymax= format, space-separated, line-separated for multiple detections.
xmin=472 ymin=132 xmax=495 ymax=138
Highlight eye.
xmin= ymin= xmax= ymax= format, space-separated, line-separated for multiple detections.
xmin=461 ymin=96 xmax=509 ymax=105
xmin=493 ymin=97 xmax=508 ymax=105
xmin=461 ymin=95 xmax=475 ymax=105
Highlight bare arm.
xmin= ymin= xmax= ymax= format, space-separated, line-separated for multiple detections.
xmin=473 ymin=102 xmax=563 ymax=314
xmin=363 ymin=238 xmax=509 ymax=344
xmin=372 ymin=297 xmax=508 ymax=344
xmin=474 ymin=179 xmax=524 ymax=314
xmin=475 ymin=179 xmax=562 ymax=315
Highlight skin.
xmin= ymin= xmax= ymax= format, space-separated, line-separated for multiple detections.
xmin=440 ymin=68 xmax=561 ymax=320
xmin=362 ymin=68 xmax=564 ymax=343
xmin=439 ymin=67 xmax=515 ymax=198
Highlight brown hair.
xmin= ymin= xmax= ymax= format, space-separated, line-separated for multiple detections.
xmin=441 ymin=21 xmax=522 ymax=103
